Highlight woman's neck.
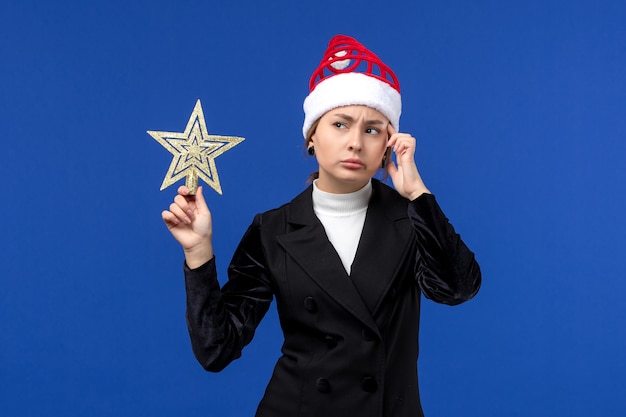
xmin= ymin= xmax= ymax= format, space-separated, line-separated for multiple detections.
xmin=314 ymin=176 xmax=371 ymax=194
xmin=313 ymin=180 xmax=372 ymax=215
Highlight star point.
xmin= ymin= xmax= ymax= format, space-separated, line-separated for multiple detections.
xmin=148 ymin=99 xmax=244 ymax=195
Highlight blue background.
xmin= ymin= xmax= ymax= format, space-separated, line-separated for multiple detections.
xmin=2 ymin=0 xmax=625 ymax=416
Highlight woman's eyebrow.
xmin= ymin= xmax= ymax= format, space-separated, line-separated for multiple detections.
xmin=334 ymin=113 xmax=385 ymax=125
xmin=334 ymin=113 xmax=355 ymax=122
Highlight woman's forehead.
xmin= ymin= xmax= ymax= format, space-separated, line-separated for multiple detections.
xmin=324 ymin=105 xmax=387 ymax=121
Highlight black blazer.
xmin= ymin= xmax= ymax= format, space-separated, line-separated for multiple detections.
xmin=184 ymin=179 xmax=481 ymax=417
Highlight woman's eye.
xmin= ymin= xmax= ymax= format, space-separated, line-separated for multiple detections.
xmin=366 ymin=127 xmax=380 ymax=135
xmin=334 ymin=122 xmax=347 ymax=129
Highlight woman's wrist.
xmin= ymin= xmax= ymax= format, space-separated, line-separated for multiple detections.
xmin=408 ymin=185 xmax=431 ymax=201
xmin=184 ymin=242 xmax=214 ymax=269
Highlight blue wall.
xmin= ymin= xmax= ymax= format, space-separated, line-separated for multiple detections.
xmin=1 ymin=0 xmax=625 ymax=415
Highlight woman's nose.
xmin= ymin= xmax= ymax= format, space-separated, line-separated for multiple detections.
xmin=347 ymin=131 xmax=363 ymax=151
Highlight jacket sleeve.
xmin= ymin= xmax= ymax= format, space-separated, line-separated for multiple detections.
xmin=409 ymin=194 xmax=481 ymax=305
xmin=184 ymin=214 xmax=274 ymax=372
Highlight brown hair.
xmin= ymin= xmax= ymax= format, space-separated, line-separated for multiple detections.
xmin=305 ymin=119 xmax=321 ymax=183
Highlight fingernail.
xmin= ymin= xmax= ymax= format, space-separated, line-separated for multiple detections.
xmin=184 ymin=217 xmax=191 ymax=224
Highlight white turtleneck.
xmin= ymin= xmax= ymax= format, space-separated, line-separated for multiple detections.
xmin=312 ymin=180 xmax=372 ymax=275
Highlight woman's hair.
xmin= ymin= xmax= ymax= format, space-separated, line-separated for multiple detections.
xmin=304 ymin=117 xmax=391 ymax=184
xmin=304 ymin=119 xmax=321 ymax=183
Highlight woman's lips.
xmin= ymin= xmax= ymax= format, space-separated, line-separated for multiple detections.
xmin=341 ymin=158 xmax=364 ymax=169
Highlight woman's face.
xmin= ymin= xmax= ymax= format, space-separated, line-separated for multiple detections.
xmin=310 ymin=105 xmax=389 ymax=194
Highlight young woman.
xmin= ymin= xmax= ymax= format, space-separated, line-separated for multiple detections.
xmin=162 ymin=35 xmax=481 ymax=417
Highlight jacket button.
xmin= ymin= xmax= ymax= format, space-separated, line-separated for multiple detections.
xmin=324 ymin=335 xmax=338 ymax=348
xmin=361 ymin=328 xmax=375 ymax=341
xmin=316 ymin=377 xmax=331 ymax=393
xmin=304 ymin=297 xmax=318 ymax=313
xmin=390 ymin=287 xmax=397 ymax=299
xmin=361 ymin=376 xmax=378 ymax=393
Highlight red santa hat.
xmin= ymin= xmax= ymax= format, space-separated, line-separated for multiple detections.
xmin=303 ymin=34 xmax=402 ymax=138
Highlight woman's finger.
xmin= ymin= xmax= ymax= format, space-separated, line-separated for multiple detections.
xmin=162 ymin=210 xmax=181 ymax=226
xmin=391 ymin=135 xmax=415 ymax=155
xmin=174 ymin=194 xmax=194 ymax=217
xmin=178 ymin=185 xmax=190 ymax=196
xmin=162 ymin=210 xmax=178 ymax=225
xmin=386 ymin=123 xmax=397 ymax=147
xmin=194 ymin=186 xmax=210 ymax=215
xmin=169 ymin=202 xmax=191 ymax=224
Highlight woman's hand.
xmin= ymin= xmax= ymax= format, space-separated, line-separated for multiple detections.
xmin=162 ymin=185 xmax=214 ymax=268
xmin=385 ymin=124 xmax=431 ymax=201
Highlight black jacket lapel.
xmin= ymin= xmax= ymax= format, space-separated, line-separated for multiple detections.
xmin=276 ymin=185 xmax=379 ymax=332
xmin=350 ymin=180 xmax=413 ymax=315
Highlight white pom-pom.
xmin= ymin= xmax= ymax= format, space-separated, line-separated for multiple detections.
xmin=329 ymin=50 xmax=350 ymax=70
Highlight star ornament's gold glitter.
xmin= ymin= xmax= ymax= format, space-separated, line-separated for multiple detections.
xmin=147 ymin=99 xmax=244 ymax=195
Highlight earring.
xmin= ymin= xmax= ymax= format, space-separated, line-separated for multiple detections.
xmin=308 ymin=146 xmax=315 ymax=156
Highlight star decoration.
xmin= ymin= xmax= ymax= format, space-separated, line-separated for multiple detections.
xmin=147 ymin=99 xmax=244 ymax=195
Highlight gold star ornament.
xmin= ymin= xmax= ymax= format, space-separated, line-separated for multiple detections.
xmin=147 ymin=99 xmax=244 ymax=195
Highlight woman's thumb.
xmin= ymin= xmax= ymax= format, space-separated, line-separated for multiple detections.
xmin=194 ymin=186 xmax=209 ymax=213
